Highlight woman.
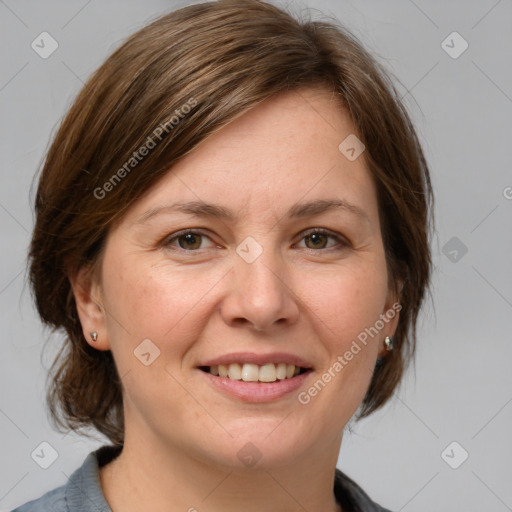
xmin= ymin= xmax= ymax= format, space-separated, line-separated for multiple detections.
xmin=14 ymin=0 xmax=433 ymax=510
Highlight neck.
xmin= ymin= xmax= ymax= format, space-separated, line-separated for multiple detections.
xmin=100 ymin=423 xmax=343 ymax=512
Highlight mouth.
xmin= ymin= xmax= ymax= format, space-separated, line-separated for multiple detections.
xmin=198 ymin=363 xmax=312 ymax=383
xmin=196 ymin=352 xmax=314 ymax=402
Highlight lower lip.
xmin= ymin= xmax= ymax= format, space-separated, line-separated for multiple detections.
xmin=199 ymin=369 xmax=312 ymax=403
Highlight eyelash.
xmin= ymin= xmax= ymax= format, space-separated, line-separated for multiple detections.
xmin=162 ymin=228 xmax=350 ymax=254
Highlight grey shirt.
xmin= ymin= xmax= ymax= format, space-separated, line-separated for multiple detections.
xmin=11 ymin=445 xmax=392 ymax=512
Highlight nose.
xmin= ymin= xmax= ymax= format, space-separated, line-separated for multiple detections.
xmin=219 ymin=246 xmax=300 ymax=332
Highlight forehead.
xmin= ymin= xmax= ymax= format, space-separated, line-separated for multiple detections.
xmin=123 ymin=86 xmax=380 ymax=228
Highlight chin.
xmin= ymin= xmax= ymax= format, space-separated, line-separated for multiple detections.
xmin=200 ymin=419 xmax=315 ymax=471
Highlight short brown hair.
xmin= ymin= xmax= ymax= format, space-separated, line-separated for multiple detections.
xmin=29 ymin=0 xmax=433 ymax=445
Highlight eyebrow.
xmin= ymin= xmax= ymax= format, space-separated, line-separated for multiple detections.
xmin=135 ymin=198 xmax=370 ymax=225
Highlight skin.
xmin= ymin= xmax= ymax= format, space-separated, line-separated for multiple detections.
xmin=70 ymin=86 xmax=400 ymax=512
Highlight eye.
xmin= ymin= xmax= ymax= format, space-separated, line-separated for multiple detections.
xmin=295 ymin=228 xmax=349 ymax=251
xmin=163 ymin=229 xmax=217 ymax=251
xmin=162 ymin=228 xmax=349 ymax=253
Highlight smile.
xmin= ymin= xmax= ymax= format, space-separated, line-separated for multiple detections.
xmin=199 ymin=363 xmax=311 ymax=383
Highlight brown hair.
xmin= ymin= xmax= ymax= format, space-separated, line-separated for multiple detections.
xmin=29 ymin=0 xmax=433 ymax=445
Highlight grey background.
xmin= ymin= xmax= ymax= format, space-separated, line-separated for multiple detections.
xmin=1 ymin=0 xmax=511 ymax=510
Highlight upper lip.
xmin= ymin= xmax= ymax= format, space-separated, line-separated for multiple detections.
xmin=199 ymin=352 xmax=314 ymax=369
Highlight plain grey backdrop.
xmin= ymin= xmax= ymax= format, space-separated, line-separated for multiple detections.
xmin=1 ymin=0 xmax=511 ymax=510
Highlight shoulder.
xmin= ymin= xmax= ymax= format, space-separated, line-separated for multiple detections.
xmin=10 ymin=485 xmax=67 ymax=512
xmin=10 ymin=444 xmax=121 ymax=512
xmin=334 ymin=468 xmax=394 ymax=512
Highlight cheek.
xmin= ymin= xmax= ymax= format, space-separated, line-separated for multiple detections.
xmin=100 ymin=253 xmax=224 ymax=357
xmin=297 ymin=258 xmax=388 ymax=413
xmin=301 ymin=259 xmax=389 ymax=348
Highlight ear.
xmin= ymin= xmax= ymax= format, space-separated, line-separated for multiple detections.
xmin=68 ymin=263 xmax=111 ymax=351
xmin=377 ymin=278 xmax=403 ymax=358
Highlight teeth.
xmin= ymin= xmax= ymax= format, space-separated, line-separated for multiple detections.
xmin=241 ymin=363 xmax=259 ymax=382
xmin=208 ymin=362 xmax=306 ymax=382
xmin=276 ymin=363 xmax=287 ymax=380
xmin=259 ymin=363 xmax=277 ymax=382
xmin=228 ymin=363 xmax=242 ymax=380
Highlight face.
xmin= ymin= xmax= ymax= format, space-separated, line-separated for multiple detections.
xmin=73 ymin=87 xmax=399 ymax=470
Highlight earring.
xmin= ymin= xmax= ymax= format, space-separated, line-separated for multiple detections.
xmin=90 ymin=331 xmax=98 ymax=342
xmin=384 ymin=335 xmax=394 ymax=351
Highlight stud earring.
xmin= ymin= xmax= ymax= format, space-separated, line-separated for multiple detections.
xmin=384 ymin=335 xmax=394 ymax=351
xmin=90 ymin=331 xmax=98 ymax=342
